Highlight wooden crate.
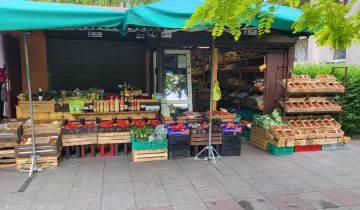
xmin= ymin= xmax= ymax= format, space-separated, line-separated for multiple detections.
xmin=250 ymin=126 xmax=271 ymax=150
xmin=0 ymin=157 xmax=16 ymax=168
xmin=0 ymin=148 xmax=15 ymax=158
xmin=18 ymin=101 xmax=55 ymax=113
xmin=62 ymin=133 xmax=97 ymax=146
xmin=342 ymin=136 xmax=351 ymax=144
xmin=0 ymin=141 xmax=16 ymax=168
xmin=16 ymin=106 xmax=76 ymax=121
xmin=190 ymin=133 xmax=222 ymax=146
xmin=16 ymin=155 xmax=61 ymax=171
xmin=15 ymin=135 xmax=61 ymax=158
xmin=22 ymin=120 xmax=61 ymax=136
xmin=132 ymin=149 xmax=168 ymax=162
xmin=97 ymin=132 xmax=131 ymax=144
xmin=211 ymin=114 xmax=236 ymax=122
xmin=269 ymin=138 xmax=294 ymax=147
xmin=0 ymin=122 xmax=23 ymax=142
xmin=0 ymin=141 xmax=17 ymax=149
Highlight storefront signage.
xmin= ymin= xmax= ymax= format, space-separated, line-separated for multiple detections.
xmin=88 ymin=31 xmax=103 ymax=38
xmin=161 ymin=31 xmax=172 ymax=38
xmin=243 ymin=29 xmax=257 ymax=36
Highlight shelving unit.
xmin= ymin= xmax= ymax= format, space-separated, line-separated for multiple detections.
xmin=217 ymin=50 xmax=266 ymax=112
xmin=277 ymin=67 xmax=348 ymax=122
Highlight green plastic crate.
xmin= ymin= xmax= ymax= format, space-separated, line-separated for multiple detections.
xmin=267 ymin=144 xmax=294 ymax=155
xmin=131 ymin=136 xmax=168 ymax=151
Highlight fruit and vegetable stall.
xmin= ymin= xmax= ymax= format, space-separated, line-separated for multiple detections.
xmin=0 ymin=70 xmax=352 ymax=170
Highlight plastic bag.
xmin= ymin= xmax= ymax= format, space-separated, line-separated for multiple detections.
xmin=213 ymin=81 xmax=221 ymax=101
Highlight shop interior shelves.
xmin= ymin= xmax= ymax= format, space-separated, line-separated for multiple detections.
xmin=219 ymin=66 xmax=263 ymax=74
xmin=277 ymin=81 xmax=344 ymax=94
xmin=278 ymin=101 xmax=342 ymax=114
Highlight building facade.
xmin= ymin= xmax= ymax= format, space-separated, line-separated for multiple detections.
xmin=295 ymin=0 xmax=360 ymax=64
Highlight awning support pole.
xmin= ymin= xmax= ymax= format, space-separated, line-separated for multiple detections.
xmin=19 ymin=31 xmax=52 ymax=177
xmin=194 ymin=38 xmax=221 ymax=167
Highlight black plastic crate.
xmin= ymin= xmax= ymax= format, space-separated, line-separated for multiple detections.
xmin=169 ymin=150 xmax=190 ymax=159
xmin=168 ymin=135 xmax=190 ymax=159
xmin=221 ymin=133 xmax=242 ymax=156
xmin=62 ymin=126 xmax=97 ymax=135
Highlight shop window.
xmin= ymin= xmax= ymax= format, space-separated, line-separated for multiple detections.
xmin=333 ymin=50 xmax=346 ymax=62
xmin=295 ymin=38 xmax=308 ymax=62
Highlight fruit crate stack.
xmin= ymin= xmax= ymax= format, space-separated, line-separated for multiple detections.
xmin=267 ymin=124 xmax=295 ymax=155
xmin=190 ymin=121 xmax=222 ymax=155
xmin=220 ymin=122 xmax=243 ymax=156
xmin=0 ymin=121 xmax=23 ymax=168
xmin=97 ymin=119 xmax=131 ymax=156
xmin=15 ymin=136 xmax=61 ymax=171
xmin=284 ymin=115 xmax=348 ymax=151
xmin=131 ymin=125 xmax=168 ymax=162
xmin=61 ymin=121 xmax=98 ymax=157
xmin=250 ymin=126 xmax=271 ymax=150
xmin=16 ymin=119 xmax=62 ymax=171
xmin=168 ymin=123 xmax=191 ymax=159
xmin=278 ymin=73 xmax=350 ymax=152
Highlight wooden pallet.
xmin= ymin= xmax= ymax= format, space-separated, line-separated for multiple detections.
xmin=16 ymin=154 xmax=61 ymax=171
xmin=0 ymin=141 xmax=16 ymax=168
xmin=97 ymin=132 xmax=131 ymax=144
xmin=22 ymin=120 xmax=61 ymax=136
xmin=15 ymin=135 xmax=61 ymax=158
xmin=0 ymin=141 xmax=17 ymax=149
xmin=250 ymin=126 xmax=271 ymax=150
xmin=62 ymin=133 xmax=97 ymax=146
xmin=0 ymin=157 xmax=16 ymax=168
xmin=190 ymin=133 xmax=222 ymax=146
xmin=0 ymin=121 xmax=23 ymax=142
xmin=0 ymin=147 xmax=15 ymax=158
xmin=132 ymin=149 xmax=168 ymax=162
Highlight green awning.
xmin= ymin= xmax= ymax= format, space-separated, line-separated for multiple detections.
xmin=122 ymin=0 xmax=304 ymax=32
xmin=0 ymin=0 xmax=126 ymax=31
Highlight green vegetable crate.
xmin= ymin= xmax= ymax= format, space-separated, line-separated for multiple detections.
xmin=131 ymin=136 xmax=168 ymax=151
xmin=267 ymin=144 xmax=294 ymax=155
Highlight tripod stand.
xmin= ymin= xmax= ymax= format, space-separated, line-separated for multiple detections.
xmin=194 ymin=38 xmax=221 ymax=166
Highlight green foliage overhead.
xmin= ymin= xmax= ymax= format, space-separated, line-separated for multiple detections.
xmin=185 ymin=0 xmax=360 ymax=50
xmin=293 ymin=63 xmax=360 ymax=135
xmin=31 ymin=0 xmax=157 ymax=7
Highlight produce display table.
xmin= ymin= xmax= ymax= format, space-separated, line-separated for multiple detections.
xmin=16 ymin=99 xmax=160 ymax=121
xmin=73 ymin=111 xmax=159 ymax=121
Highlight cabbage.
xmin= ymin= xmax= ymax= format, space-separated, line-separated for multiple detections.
xmin=252 ymin=109 xmax=283 ymax=129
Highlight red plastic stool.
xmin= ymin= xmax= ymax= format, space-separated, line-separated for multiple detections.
xmin=80 ymin=145 xmax=96 ymax=158
xmin=100 ymin=144 xmax=115 ymax=157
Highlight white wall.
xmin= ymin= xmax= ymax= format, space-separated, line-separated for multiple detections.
xmin=295 ymin=0 xmax=360 ymax=65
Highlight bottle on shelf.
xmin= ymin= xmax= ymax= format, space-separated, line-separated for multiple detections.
xmin=99 ymin=100 xmax=104 ymax=113
xmin=110 ymin=96 xmax=115 ymax=112
xmin=120 ymin=97 xmax=124 ymax=112
xmin=124 ymin=98 xmax=128 ymax=112
xmin=38 ymin=88 xmax=43 ymax=101
xmin=106 ymin=100 xmax=110 ymax=112
xmin=115 ymin=97 xmax=119 ymax=112
xmin=94 ymin=100 xmax=98 ymax=113
xmin=89 ymin=100 xmax=94 ymax=112
xmin=130 ymin=98 xmax=134 ymax=111
xmin=137 ymin=99 xmax=141 ymax=111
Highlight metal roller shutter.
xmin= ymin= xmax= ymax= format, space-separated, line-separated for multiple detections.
xmin=47 ymin=38 xmax=146 ymax=92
